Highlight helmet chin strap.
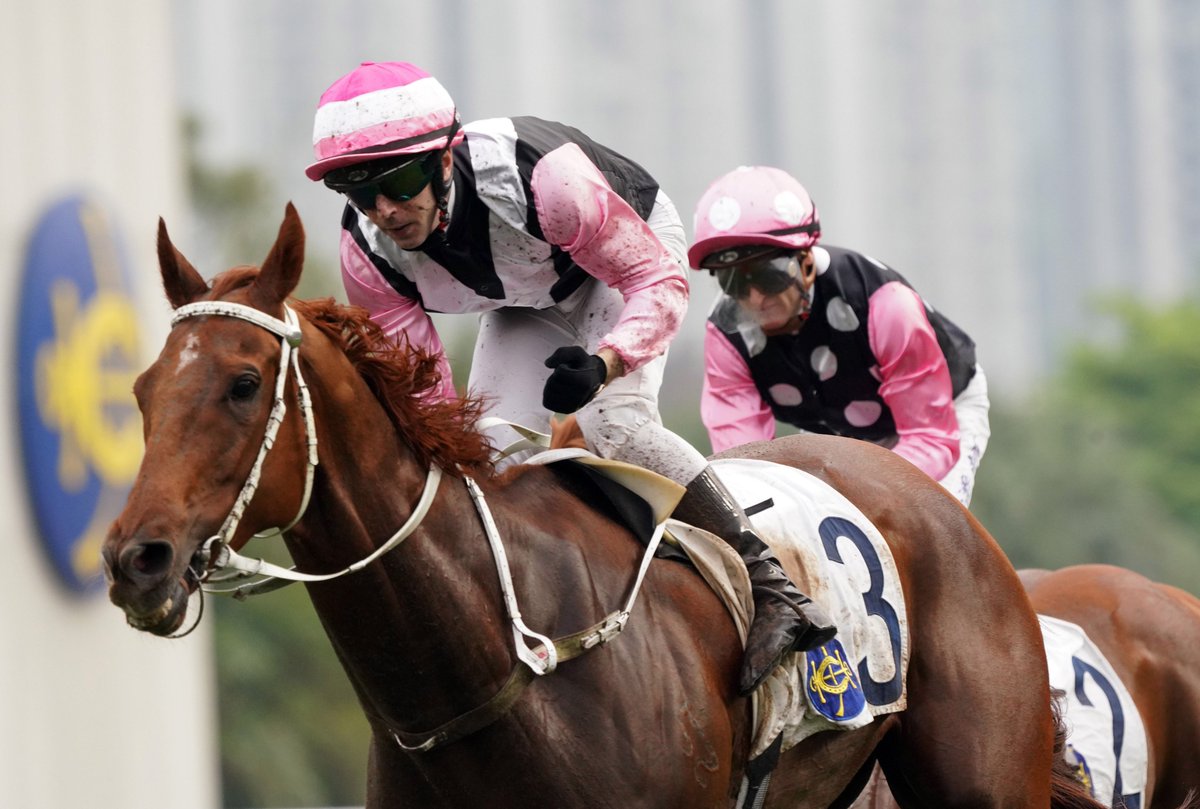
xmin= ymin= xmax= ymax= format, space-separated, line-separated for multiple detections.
xmin=432 ymin=116 xmax=461 ymax=236
xmin=795 ymin=251 xmax=818 ymax=319
xmin=432 ymin=162 xmax=452 ymax=234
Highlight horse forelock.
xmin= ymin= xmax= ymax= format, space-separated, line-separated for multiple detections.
xmin=292 ymin=297 xmax=495 ymax=477
xmin=207 ymin=266 xmax=260 ymax=299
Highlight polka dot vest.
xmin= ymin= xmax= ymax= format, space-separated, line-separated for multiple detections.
xmin=710 ymin=246 xmax=976 ymax=442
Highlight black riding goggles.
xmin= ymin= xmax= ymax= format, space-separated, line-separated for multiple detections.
xmin=702 ymin=249 xmax=808 ymax=299
xmin=323 ymin=151 xmax=442 ymax=210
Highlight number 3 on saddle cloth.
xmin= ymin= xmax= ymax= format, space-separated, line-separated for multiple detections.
xmin=678 ymin=457 xmax=912 ymax=758
xmin=1037 ymin=616 xmax=1149 ymax=808
xmin=524 ymin=447 xmax=912 ymax=760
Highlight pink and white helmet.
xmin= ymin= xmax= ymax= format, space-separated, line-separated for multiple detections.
xmin=687 ymin=166 xmax=821 ymax=269
xmin=305 ymin=61 xmax=466 ymax=181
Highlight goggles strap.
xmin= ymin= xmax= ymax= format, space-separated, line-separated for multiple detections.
xmin=765 ymin=219 xmax=820 ymax=238
xmin=433 ymin=118 xmax=459 ymax=232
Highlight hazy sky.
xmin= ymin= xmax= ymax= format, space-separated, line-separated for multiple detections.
xmin=173 ymin=0 xmax=1200 ymax=410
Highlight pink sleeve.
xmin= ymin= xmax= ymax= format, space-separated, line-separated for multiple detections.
xmin=531 ymin=143 xmax=688 ymax=373
xmin=701 ymin=321 xmax=776 ymax=454
xmin=867 ymin=281 xmax=959 ymax=479
xmin=339 ymin=229 xmax=457 ymax=401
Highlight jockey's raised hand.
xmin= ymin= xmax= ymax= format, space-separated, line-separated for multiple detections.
xmin=542 ymin=346 xmax=608 ymax=413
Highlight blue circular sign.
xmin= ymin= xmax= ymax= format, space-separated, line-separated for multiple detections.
xmin=16 ymin=195 xmax=144 ymax=593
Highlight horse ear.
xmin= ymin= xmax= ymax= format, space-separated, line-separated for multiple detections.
xmin=157 ymin=217 xmax=209 ymax=309
xmin=250 ymin=202 xmax=305 ymax=310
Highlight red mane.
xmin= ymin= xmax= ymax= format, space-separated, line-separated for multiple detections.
xmin=294 ymin=297 xmax=494 ymax=476
xmin=205 ymin=269 xmax=493 ymax=476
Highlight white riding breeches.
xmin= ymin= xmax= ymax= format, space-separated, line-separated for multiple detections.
xmin=468 ymin=191 xmax=710 ymax=486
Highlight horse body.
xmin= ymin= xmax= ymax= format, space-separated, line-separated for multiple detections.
xmin=340 ymin=466 xmax=747 ymax=807
xmin=727 ymin=438 xmax=1056 ymax=807
xmin=1020 ymin=564 xmax=1200 ymax=808
xmin=857 ymin=565 xmax=1200 ymax=809
xmin=102 ymin=205 xmax=1102 ymax=808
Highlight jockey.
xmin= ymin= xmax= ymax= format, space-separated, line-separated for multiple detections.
xmin=688 ymin=166 xmax=991 ymax=506
xmin=306 ymin=62 xmax=835 ymax=695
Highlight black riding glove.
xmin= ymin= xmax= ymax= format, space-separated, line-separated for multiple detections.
xmin=542 ymin=346 xmax=608 ymax=413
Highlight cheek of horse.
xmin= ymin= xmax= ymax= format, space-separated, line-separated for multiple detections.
xmin=244 ymin=412 xmax=306 ymax=533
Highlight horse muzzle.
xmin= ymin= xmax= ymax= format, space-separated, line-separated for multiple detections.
xmin=121 ymin=581 xmax=190 ymax=636
xmin=102 ymin=537 xmax=196 ymax=637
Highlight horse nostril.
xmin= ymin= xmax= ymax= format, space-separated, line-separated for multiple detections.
xmin=120 ymin=540 xmax=176 ymax=581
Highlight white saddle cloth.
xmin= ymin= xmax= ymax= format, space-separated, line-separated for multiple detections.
xmin=1038 ymin=615 xmax=1148 ymax=807
xmin=677 ymin=458 xmax=911 ymax=757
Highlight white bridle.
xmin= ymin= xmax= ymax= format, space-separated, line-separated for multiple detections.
xmin=169 ymin=300 xmax=443 ymax=597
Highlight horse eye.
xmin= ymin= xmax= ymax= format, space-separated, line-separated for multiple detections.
xmin=229 ymin=374 xmax=260 ymax=402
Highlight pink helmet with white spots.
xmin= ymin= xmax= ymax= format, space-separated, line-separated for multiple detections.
xmin=687 ymin=166 xmax=821 ymax=269
xmin=305 ymin=61 xmax=466 ymax=181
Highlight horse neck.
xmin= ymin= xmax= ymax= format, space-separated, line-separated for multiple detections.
xmin=279 ymin=360 xmax=516 ymax=733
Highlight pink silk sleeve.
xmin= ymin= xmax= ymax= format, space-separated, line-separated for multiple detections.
xmin=339 ymin=229 xmax=457 ymax=401
xmin=531 ymin=143 xmax=688 ymax=373
xmin=867 ymin=281 xmax=960 ymax=479
xmin=701 ymin=321 xmax=776 ymax=454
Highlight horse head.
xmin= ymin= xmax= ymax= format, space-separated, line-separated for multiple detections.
xmin=102 ymin=203 xmax=308 ymax=636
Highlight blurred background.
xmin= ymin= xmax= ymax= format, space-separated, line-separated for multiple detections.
xmin=3 ymin=1 xmax=1197 ymax=807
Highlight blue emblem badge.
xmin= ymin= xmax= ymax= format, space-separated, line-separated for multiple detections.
xmin=16 ymin=195 xmax=143 ymax=593
xmin=1065 ymin=745 xmax=1096 ymax=798
xmin=804 ymin=639 xmax=866 ymax=722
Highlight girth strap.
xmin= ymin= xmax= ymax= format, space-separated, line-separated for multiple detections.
xmin=389 ymin=614 xmax=624 ymax=753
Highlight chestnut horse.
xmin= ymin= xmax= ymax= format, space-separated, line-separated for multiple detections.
xmin=1021 ymin=565 xmax=1200 ymax=808
xmin=854 ymin=565 xmax=1200 ymax=809
xmin=103 ymin=205 xmax=1103 ymax=808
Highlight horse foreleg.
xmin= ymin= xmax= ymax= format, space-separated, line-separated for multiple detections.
xmin=829 ymin=751 xmax=886 ymax=809
xmin=765 ymin=722 xmax=890 ymax=808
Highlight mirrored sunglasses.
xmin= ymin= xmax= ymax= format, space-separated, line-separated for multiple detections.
xmin=708 ymin=251 xmax=807 ymax=299
xmin=323 ymin=152 xmax=441 ymax=210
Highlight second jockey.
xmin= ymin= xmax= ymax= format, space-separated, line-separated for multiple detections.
xmin=688 ymin=166 xmax=991 ymax=506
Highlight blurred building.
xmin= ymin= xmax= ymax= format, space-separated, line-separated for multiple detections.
xmin=171 ymin=0 xmax=1199 ymax=406
xmin=1 ymin=2 xmax=218 ymax=807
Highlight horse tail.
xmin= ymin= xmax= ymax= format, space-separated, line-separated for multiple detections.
xmin=1048 ymin=691 xmax=1109 ymax=809
xmin=1049 ymin=691 xmax=1200 ymax=809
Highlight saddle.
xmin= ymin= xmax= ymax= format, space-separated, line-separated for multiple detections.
xmin=524 ymin=448 xmax=909 ymax=752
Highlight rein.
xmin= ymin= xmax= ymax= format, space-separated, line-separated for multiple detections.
xmin=169 ymin=299 xmax=664 ymax=752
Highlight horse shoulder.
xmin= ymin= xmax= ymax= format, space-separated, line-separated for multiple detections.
xmin=482 ymin=463 xmax=748 ymax=774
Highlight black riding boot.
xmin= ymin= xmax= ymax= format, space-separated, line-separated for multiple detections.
xmin=673 ymin=466 xmax=837 ymax=696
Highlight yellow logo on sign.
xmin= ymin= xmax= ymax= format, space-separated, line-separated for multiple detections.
xmin=34 ymin=278 xmax=142 ymax=579
xmin=37 ymin=280 xmax=142 ymax=490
